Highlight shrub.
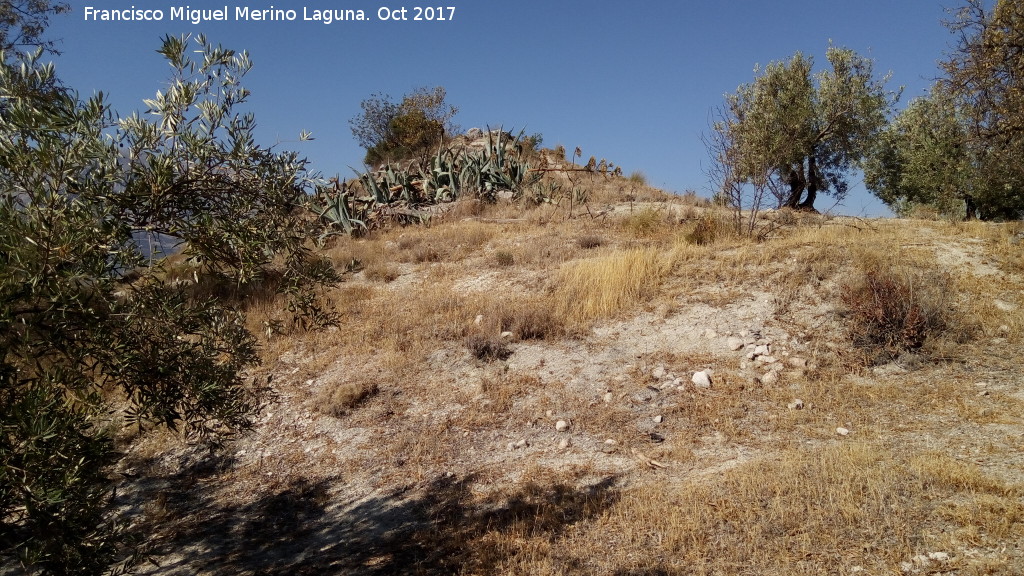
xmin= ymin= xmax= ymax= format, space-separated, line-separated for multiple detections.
xmin=465 ymin=333 xmax=512 ymax=361
xmin=577 ymin=235 xmax=605 ymax=249
xmin=684 ymin=213 xmax=733 ymax=245
xmin=841 ymin=262 xmax=953 ymax=360
xmin=495 ymin=250 xmax=515 ymax=266
xmin=318 ymin=381 xmax=379 ymax=418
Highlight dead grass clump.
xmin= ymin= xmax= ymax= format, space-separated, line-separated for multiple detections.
xmin=412 ymin=244 xmax=444 ymax=263
xmin=683 ymin=212 xmax=734 ymax=245
xmin=363 ymin=263 xmax=401 ymax=283
xmin=620 ymin=207 xmax=668 ymax=237
xmin=494 ymin=250 xmax=515 ymax=267
xmin=465 ymin=332 xmax=512 ymax=361
xmin=555 ymin=248 xmax=667 ymax=327
xmin=576 ymin=234 xmax=604 ymax=249
xmin=841 ymin=260 xmax=956 ymax=361
xmin=317 ymin=380 xmax=379 ymax=418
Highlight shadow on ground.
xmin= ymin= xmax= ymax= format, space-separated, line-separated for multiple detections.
xmin=127 ymin=459 xmax=622 ymax=575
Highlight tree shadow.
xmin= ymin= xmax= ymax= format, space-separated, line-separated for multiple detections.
xmin=128 ymin=464 xmax=622 ymax=575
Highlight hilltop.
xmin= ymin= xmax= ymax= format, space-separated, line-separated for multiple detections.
xmin=106 ymin=168 xmax=1024 ymax=575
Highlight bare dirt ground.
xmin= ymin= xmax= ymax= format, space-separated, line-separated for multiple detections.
xmin=115 ymin=194 xmax=1024 ymax=576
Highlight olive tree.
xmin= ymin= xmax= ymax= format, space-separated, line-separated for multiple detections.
xmin=1 ymin=34 xmax=335 ymax=574
xmin=708 ymin=46 xmax=898 ymax=214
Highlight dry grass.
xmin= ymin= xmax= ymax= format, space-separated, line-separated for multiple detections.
xmin=555 ymin=248 xmax=668 ymax=327
xmin=317 ymin=379 xmax=379 ymax=418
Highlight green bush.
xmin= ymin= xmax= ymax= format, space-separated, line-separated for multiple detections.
xmin=0 ymin=35 xmax=335 ymax=574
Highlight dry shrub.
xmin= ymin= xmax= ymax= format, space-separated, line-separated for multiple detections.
xmin=364 ymin=263 xmax=401 ymax=282
xmin=464 ymin=332 xmax=511 ymax=361
xmin=318 ymin=380 xmax=379 ymax=418
xmin=620 ymin=207 xmax=667 ymax=237
xmin=556 ymin=248 xmax=667 ymax=326
xmin=841 ymin=260 xmax=955 ymax=360
xmin=577 ymin=234 xmax=604 ymax=249
xmin=494 ymin=250 xmax=515 ymax=267
xmin=683 ymin=212 xmax=733 ymax=245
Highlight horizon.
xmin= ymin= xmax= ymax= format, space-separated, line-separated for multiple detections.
xmin=46 ymin=1 xmax=963 ymax=217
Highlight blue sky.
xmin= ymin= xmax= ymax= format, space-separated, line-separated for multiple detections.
xmin=47 ymin=1 xmax=960 ymax=216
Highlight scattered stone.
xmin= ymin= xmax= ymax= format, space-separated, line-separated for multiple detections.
xmin=500 ymin=331 xmax=514 ymax=340
xmin=465 ymin=127 xmax=483 ymax=138
xmin=788 ymin=399 xmax=804 ymax=410
xmin=727 ymin=337 xmax=744 ymax=351
xmin=787 ymin=357 xmax=808 ymax=369
xmin=836 ymin=427 xmax=850 ymax=436
xmin=558 ymin=438 xmax=571 ymax=450
xmin=999 ymin=324 xmax=1010 ymax=334
xmin=652 ymin=366 xmax=667 ymax=380
xmin=604 ymin=438 xmax=617 ymax=445
xmin=648 ymin=432 xmax=665 ymax=443
xmin=761 ymin=371 xmax=779 ymax=386
xmin=704 ymin=328 xmax=718 ymax=339
xmin=754 ymin=344 xmax=771 ymax=356
xmin=603 ymin=392 xmax=614 ymax=403
xmin=653 ymin=415 xmax=664 ymax=424
xmin=556 ymin=420 xmax=569 ymax=432
xmin=692 ymin=371 xmax=712 ymax=389
xmin=746 ymin=351 xmax=757 ymax=361
xmin=927 ymin=552 xmax=949 ymax=562
xmin=756 ymin=355 xmax=779 ymax=365
xmin=672 ymin=377 xmax=684 ymax=387
xmin=474 ymin=314 xmax=484 ymax=325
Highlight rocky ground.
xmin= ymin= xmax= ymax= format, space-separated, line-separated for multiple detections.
xmin=113 ymin=197 xmax=1024 ymax=576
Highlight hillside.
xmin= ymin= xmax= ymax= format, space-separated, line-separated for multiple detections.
xmin=114 ymin=178 xmax=1024 ymax=575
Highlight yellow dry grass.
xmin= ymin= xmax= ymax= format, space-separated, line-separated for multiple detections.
xmin=555 ymin=248 xmax=668 ymax=327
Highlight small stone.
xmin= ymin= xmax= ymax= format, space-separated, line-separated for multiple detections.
xmin=836 ymin=427 xmax=850 ymax=436
xmin=506 ymin=442 xmax=516 ymax=451
xmin=558 ymin=438 xmax=571 ymax=450
xmin=746 ymin=351 xmax=757 ymax=361
xmin=603 ymin=392 xmax=614 ymax=403
xmin=761 ymin=371 xmax=779 ymax=386
xmin=692 ymin=371 xmax=712 ymax=389
xmin=756 ymin=355 xmax=778 ymax=364
xmin=999 ymin=324 xmax=1010 ymax=334
xmin=500 ymin=331 xmax=514 ymax=340
xmin=556 ymin=420 xmax=569 ymax=432
xmin=653 ymin=415 xmax=664 ymax=424
xmin=754 ymin=344 xmax=771 ymax=356
xmin=474 ymin=314 xmax=484 ymax=325
xmin=604 ymin=438 xmax=617 ymax=445
xmin=788 ymin=399 xmax=804 ymax=410
xmin=704 ymin=328 xmax=718 ymax=339
xmin=652 ymin=366 xmax=667 ymax=380
xmin=672 ymin=377 xmax=684 ymax=387
xmin=787 ymin=357 xmax=808 ymax=368
xmin=516 ymin=439 xmax=528 ymax=448
xmin=727 ymin=337 xmax=744 ymax=351
xmin=927 ymin=552 xmax=949 ymax=562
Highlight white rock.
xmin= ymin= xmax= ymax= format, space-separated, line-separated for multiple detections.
xmin=474 ymin=314 xmax=484 ymax=325
xmin=604 ymin=438 xmax=617 ymax=445
xmin=756 ymin=355 xmax=778 ymax=364
xmin=754 ymin=344 xmax=771 ymax=356
xmin=555 ymin=420 xmax=569 ymax=432
xmin=836 ymin=427 xmax=850 ymax=436
xmin=603 ymin=392 xmax=614 ymax=403
xmin=927 ymin=552 xmax=949 ymax=562
xmin=672 ymin=377 xmax=684 ymax=387
xmin=727 ymin=337 xmax=744 ymax=351
xmin=746 ymin=352 xmax=757 ymax=361
xmin=516 ymin=439 xmax=528 ymax=448
xmin=692 ymin=371 xmax=712 ymax=388
xmin=500 ymin=331 xmax=514 ymax=340
xmin=652 ymin=366 xmax=667 ymax=379
xmin=653 ymin=415 xmax=664 ymax=424
xmin=704 ymin=329 xmax=718 ymax=339
xmin=788 ymin=399 xmax=804 ymax=410
xmin=558 ymin=438 xmax=571 ymax=449
xmin=761 ymin=371 xmax=779 ymax=386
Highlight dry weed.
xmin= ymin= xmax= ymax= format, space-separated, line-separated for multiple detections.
xmin=555 ymin=248 xmax=668 ymax=327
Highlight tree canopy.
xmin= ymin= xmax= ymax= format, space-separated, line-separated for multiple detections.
xmin=866 ymin=0 xmax=1024 ymax=220
xmin=1 ymin=34 xmax=336 ymax=574
xmin=710 ymin=46 xmax=898 ymax=214
xmin=349 ymin=86 xmax=458 ymax=166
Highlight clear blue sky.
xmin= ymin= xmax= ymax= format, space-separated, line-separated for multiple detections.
xmin=47 ymin=1 xmax=960 ymax=216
